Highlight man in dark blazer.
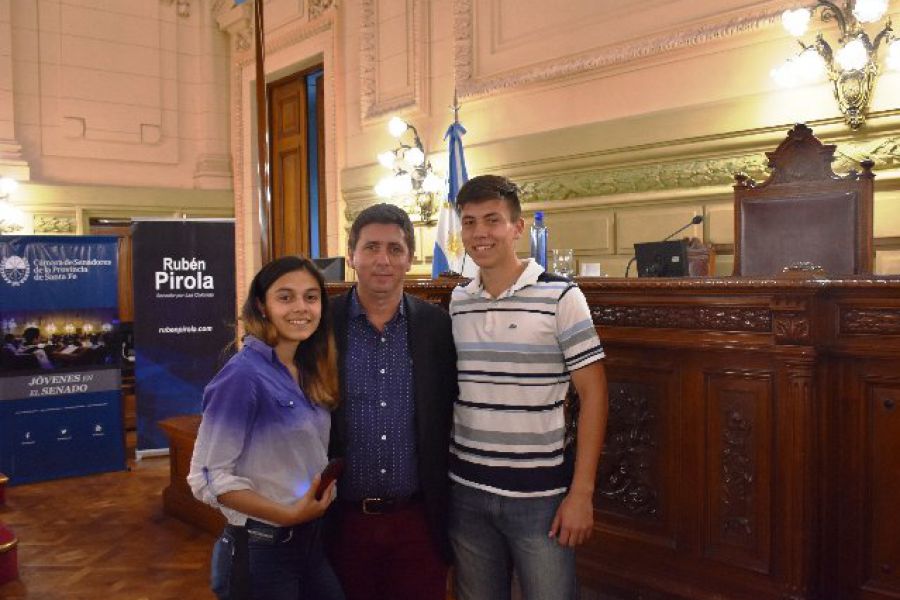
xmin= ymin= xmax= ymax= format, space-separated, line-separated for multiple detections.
xmin=328 ymin=203 xmax=457 ymax=600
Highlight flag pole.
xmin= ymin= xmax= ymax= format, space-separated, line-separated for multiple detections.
xmin=253 ymin=0 xmax=273 ymax=265
xmin=451 ymin=88 xmax=466 ymax=276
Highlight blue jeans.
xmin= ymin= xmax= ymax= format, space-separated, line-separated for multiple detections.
xmin=248 ymin=519 xmax=345 ymax=600
xmin=449 ymin=483 xmax=577 ymax=600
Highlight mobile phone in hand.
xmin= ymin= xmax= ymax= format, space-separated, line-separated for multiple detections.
xmin=315 ymin=458 xmax=345 ymax=500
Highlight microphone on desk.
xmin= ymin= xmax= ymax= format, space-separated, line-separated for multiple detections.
xmin=625 ymin=215 xmax=704 ymax=278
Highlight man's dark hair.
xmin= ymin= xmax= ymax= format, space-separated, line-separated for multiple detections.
xmin=348 ymin=203 xmax=415 ymax=255
xmin=455 ymin=174 xmax=522 ymax=220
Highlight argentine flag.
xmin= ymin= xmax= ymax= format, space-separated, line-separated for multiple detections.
xmin=432 ymin=121 xmax=477 ymax=277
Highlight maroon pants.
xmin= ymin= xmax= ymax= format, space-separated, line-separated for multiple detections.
xmin=329 ymin=501 xmax=448 ymax=600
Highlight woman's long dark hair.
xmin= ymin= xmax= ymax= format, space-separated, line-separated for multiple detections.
xmin=241 ymin=256 xmax=339 ymax=410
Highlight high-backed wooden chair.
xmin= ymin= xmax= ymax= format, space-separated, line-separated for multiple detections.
xmin=732 ymin=124 xmax=874 ymax=276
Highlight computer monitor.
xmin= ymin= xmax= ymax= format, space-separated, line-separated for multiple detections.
xmin=312 ymin=256 xmax=346 ymax=282
xmin=634 ymin=240 xmax=688 ymax=277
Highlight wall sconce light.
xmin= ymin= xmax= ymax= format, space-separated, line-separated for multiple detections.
xmin=0 ymin=176 xmax=25 ymax=234
xmin=374 ymin=116 xmax=445 ymax=225
xmin=772 ymin=0 xmax=899 ymax=129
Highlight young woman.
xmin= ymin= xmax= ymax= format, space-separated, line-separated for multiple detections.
xmin=188 ymin=256 xmax=344 ymax=600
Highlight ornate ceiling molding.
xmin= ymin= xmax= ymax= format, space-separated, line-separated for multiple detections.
xmin=453 ymin=0 xmax=795 ymax=98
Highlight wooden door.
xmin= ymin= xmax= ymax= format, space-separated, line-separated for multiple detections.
xmin=268 ymin=66 xmax=325 ymax=258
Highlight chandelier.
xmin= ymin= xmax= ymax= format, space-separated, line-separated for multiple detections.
xmin=374 ymin=117 xmax=444 ymax=225
xmin=0 ymin=176 xmax=24 ymax=234
xmin=772 ymin=0 xmax=900 ymax=129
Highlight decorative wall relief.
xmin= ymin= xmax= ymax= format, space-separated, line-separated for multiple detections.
xmin=597 ymin=383 xmax=660 ymax=519
xmin=517 ymin=154 xmax=770 ymax=203
xmin=360 ymin=0 xmax=429 ymax=120
xmin=506 ymin=133 xmax=900 ymax=205
xmin=832 ymin=135 xmax=900 ymax=173
xmin=309 ymin=0 xmax=336 ymax=20
xmin=213 ymin=0 xmax=251 ymax=51
xmin=33 ymin=215 xmax=76 ymax=234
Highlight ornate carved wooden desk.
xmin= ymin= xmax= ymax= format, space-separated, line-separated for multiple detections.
xmin=160 ymin=277 xmax=900 ymax=599
xmin=396 ymin=276 xmax=900 ymax=600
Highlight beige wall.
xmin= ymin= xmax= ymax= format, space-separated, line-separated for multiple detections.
xmin=4 ymin=1 xmax=899 ymax=285
xmin=1 ymin=0 xmax=234 ymax=234
xmin=334 ymin=0 xmax=900 ymax=276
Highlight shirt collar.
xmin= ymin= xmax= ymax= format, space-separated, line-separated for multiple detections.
xmin=243 ymin=334 xmax=278 ymax=363
xmin=349 ymin=287 xmax=406 ymax=321
xmin=463 ymin=258 xmax=544 ymax=299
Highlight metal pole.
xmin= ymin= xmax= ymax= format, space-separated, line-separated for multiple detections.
xmin=253 ymin=0 xmax=273 ymax=264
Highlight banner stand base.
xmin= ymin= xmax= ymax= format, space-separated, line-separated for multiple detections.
xmin=135 ymin=448 xmax=170 ymax=461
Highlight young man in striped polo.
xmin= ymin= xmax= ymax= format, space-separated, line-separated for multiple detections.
xmin=448 ymin=174 xmax=609 ymax=600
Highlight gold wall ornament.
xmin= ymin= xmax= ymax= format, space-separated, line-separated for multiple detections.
xmin=33 ymin=215 xmax=76 ymax=234
xmin=772 ymin=0 xmax=899 ymax=129
xmin=516 ymin=155 xmax=771 ymax=203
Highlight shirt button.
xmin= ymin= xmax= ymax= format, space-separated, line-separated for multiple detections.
xmin=379 ymin=368 xmax=385 ymax=374
xmin=288 ymin=401 xmax=294 ymax=406
xmin=380 ymin=401 xmax=387 ymax=407
xmin=380 ymin=468 xmax=386 ymax=475
xmin=380 ymin=434 xmax=386 ymax=441
xmin=380 ymin=337 xmax=386 ymax=343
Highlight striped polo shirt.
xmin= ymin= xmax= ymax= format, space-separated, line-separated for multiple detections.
xmin=449 ymin=259 xmax=605 ymax=497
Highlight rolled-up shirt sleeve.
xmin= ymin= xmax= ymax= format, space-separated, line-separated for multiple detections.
xmin=187 ymin=361 xmax=258 ymax=506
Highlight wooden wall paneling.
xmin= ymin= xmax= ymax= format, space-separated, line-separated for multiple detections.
xmin=701 ymin=368 xmax=774 ymax=575
xmin=864 ymin=373 xmax=900 ymax=597
xmin=837 ymin=362 xmax=900 ymax=600
xmin=593 ymin=356 xmax=679 ymax=548
xmin=823 ymin=287 xmax=900 ymax=600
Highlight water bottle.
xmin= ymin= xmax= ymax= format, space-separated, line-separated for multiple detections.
xmin=530 ymin=211 xmax=548 ymax=269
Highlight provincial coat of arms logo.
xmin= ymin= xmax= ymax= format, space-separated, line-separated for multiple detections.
xmin=1 ymin=254 xmax=30 ymax=286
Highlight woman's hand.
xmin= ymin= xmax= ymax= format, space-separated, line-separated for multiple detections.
xmin=218 ymin=474 xmax=338 ymax=527
xmin=281 ymin=474 xmax=337 ymax=526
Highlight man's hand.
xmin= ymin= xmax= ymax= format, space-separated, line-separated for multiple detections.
xmin=548 ymin=489 xmax=594 ymax=547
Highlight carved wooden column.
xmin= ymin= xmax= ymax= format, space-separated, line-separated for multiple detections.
xmin=772 ymin=293 xmax=818 ymax=600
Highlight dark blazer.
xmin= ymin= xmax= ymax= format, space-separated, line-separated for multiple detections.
xmin=328 ymin=289 xmax=457 ymax=562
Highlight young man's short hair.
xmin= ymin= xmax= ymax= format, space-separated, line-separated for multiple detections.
xmin=455 ymin=174 xmax=522 ymax=221
xmin=348 ymin=203 xmax=416 ymax=255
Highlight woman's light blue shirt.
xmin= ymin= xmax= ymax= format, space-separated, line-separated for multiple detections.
xmin=187 ymin=335 xmax=330 ymax=526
